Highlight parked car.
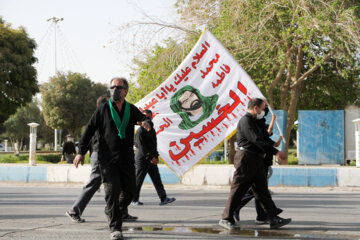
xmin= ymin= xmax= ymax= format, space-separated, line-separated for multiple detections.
xmin=0 ymin=144 xmax=5 ymax=151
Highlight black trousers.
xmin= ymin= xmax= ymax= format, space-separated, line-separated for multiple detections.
xmin=133 ymin=161 xmax=166 ymax=202
xmin=222 ymin=150 xmax=277 ymax=222
xmin=235 ymin=165 xmax=269 ymax=221
xmin=102 ymin=162 xmax=135 ymax=232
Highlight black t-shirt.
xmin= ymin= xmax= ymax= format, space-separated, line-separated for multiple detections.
xmin=62 ymin=141 xmax=76 ymax=155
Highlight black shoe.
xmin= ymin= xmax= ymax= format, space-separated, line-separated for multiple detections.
xmin=233 ymin=210 xmax=240 ymax=222
xmin=131 ymin=201 xmax=143 ymax=206
xmin=219 ymin=219 xmax=240 ymax=230
xmin=159 ymin=197 xmax=176 ymax=205
xmin=270 ymin=216 xmax=291 ymax=229
xmin=110 ymin=230 xmax=123 ymax=240
xmin=66 ymin=210 xmax=85 ymax=223
xmin=122 ymin=214 xmax=138 ymax=222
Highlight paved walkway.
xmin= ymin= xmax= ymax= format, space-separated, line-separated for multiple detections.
xmin=0 ymin=183 xmax=359 ymax=239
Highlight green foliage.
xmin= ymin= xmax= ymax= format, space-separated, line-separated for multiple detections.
xmin=0 ymin=17 xmax=39 ymax=116
xmin=0 ymin=154 xmax=61 ymax=163
xmin=287 ymin=148 xmax=298 ymax=165
xmin=41 ymin=71 xmax=108 ymax=137
xmin=2 ymin=101 xmax=42 ymax=147
xmin=127 ymin=38 xmax=196 ymax=103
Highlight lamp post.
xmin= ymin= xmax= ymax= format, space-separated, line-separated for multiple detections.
xmin=353 ymin=118 xmax=360 ymax=168
xmin=4 ymin=140 xmax=8 ymax=152
xmin=46 ymin=17 xmax=63 ymax=151
xmin=28 ymin=122 xmax=40 ymax=166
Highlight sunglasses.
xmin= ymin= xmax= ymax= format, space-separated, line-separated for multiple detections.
xmin=110 ymin=85 xmax=127 ymax=90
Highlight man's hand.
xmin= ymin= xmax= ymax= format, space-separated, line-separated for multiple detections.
xmin=275 ymin=151 xmax=287 ymax=161
xmin=137 ymin=121 xmax=151 ymax=131
xmin=150 ymin=157 xmax=159 ymax=165
xmin=61 ymin=155 xmax=64 ymax=162
xmin=73 ymin=154 xmax=85 ymax=168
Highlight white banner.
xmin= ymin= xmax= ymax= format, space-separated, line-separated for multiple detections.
xmin=136 ymin=29 xmax=264 ymax=176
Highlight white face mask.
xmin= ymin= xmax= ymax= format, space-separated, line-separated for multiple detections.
xmin=256 ymin=110 xmax=265 ymax=119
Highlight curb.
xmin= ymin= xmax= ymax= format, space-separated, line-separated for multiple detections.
xmin=0 ymin=164 xmax=359 ymax=187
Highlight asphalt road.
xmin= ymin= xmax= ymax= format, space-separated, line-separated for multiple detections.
xmin=0 ymin=183 xmax=359 ymax=240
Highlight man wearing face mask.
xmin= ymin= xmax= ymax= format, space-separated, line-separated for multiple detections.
xmin=219 ymin=98 xmax=291 ymax=230
xmin=232 ymin=103 xmax=283 ymax=224
xmin=131 ymin=109 xmax=176 ymax=206
xmin=73 ymin=77 xmax=151 ymax=240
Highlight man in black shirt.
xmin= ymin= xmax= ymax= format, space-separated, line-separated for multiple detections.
xmin=74 ymin=77 xmax=151 ymax=240
xmin=61 ymin=135 xmax=76 ymax=163
xmin=219 ymin=98 xmax=291 ymax=230
xmin=131 ymin=109 xmax=175 ymax=206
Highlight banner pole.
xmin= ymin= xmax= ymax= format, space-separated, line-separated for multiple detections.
xmin=267 ymin=106 xmax=286 ymax=144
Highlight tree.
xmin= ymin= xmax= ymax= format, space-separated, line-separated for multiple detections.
xmin=41 ymin=71 xmax=108 ymax=137
xmin=116 ymin=0 xmax=360 ymax=164
xmin=0 ymin=17 xmax=39 ymax=116
xmin=172 ymin=0 xmax=360 ymax=163
xmin=127 ymin=38 xmax=196 ymax=103
xmin=2 ymin=101 xmax=41 ymax=150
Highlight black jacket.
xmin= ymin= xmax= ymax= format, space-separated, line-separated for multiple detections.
xmin=256 ymin=118 xmax=276 ymax=166
xmin=236 ymin=112 xmax=278 ymax=156
xmin=78 ymin=101 xmax=148 ymax=166
xmin=134 ymin=120 xmax=159 ymax=165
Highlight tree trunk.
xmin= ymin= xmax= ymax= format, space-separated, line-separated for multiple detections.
xmin=285 ymin=81 xmax=304 ymax=163
xmin=228 ymin=135 xmax=236 ymax=164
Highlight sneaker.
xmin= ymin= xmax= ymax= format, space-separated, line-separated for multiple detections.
xmin=255 ymin=218 xmax=269 ymax=224
xmin=219 ymin=219 xmax=240 ymax=230
xmin=66 ymin=210 xmax=85 ymax=223
xmin=131 ymin=201 xmax=143 ymax=206
xmin=233 ymin=209 xmax=240 ymax=222
xmin=110 ymin=230 xmax=123 ymax=240
xmin=122 ymin=214 xmax=138 ymax=222
xmin=269 ymin=216 xmax=292 ymax=229
xmin=159 ymin=197 xmax=176 ymax=205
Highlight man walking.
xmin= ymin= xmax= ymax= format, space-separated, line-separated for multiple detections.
xmin=66 ymin=96 xmax=137 ymax=223
xmin=219 ymin=98 xmax=291 ymax=230
xmin=74 ymin=77 xmax=151 ymax=240
xmin=131 ymin=109 xmax=175 ymax=206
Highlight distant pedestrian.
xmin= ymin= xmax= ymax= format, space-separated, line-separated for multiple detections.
xmin=61 ymin=135 xmax=76 ymax=163
xmin=131 ymin=109 xmax=176 ymax=206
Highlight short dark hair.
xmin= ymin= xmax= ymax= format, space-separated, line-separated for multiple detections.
xmin=143 ymin=109 xmax=152 ymax=115
xmin=97 ymin=95 xmax=108 ymax=107
xmin=110 ymin=77 xmax=129 ymax=89
xmin=247 ymin=98 xmax=264 ymax=110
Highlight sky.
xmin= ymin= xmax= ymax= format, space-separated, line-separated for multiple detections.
xmin=0 ymin=0 xmax=178 ymax=85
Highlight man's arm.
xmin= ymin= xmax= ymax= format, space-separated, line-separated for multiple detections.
xmin=132 ymin=105 xmax=152 ymax=131
xmin=74 ymin=107 xmax=101 ymax=168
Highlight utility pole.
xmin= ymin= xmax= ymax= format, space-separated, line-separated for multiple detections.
xmin=47 ymin=17 xmax=64 ymax=151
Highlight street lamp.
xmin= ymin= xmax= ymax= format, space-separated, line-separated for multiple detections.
xmin=28 ymin=122 xmax=40 ymax=166
xmin=353 ymin=118 xmax=360 ymax=168
xmin=46 ymin=17 xmax=63 ymax=151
